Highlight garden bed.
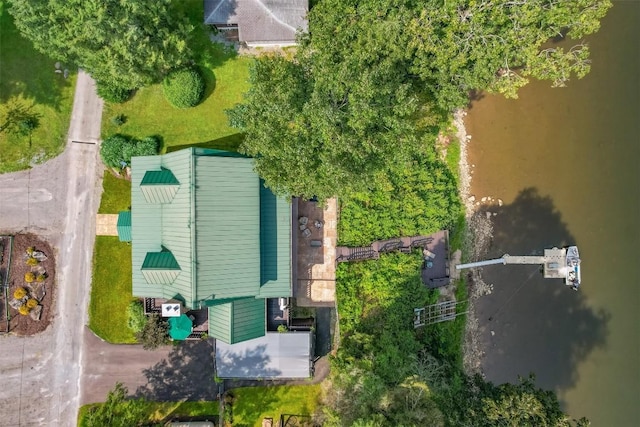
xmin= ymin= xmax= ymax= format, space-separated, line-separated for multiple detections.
xmin=2 ymin=234 xmax=55 ymax=335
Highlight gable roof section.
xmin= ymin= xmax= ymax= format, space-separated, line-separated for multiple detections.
xmin=208 ymin=297 xmax=266 ymax=344
xmin=117 ymin=211 xmax=132 ymax=242
xmin=141 ymin=250 xmax=181 ymax=284
xmin=258 ymin=182 xmax=292 ymax=298
xmin=204 ymin=0 xmax=308 ymax=44
xmin=131 ymin=149 xmax=195 ymax=306
xmin=140 ymin=168 xmax=180 ymax=204
xmin=194 ymin=155 xmax=261 ymax=301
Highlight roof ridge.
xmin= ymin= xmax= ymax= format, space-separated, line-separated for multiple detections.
xmin=252 ymin=0 xmax=298 ymax=33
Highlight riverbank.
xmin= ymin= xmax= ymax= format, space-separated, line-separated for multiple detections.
xmin=452 ymin=109 xmax=495 ymax=377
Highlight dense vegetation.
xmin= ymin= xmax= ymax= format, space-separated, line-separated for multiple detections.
xmin=99 ymin=134 xmax=159 ymax=168
xmin=0 ymin=1 xmax=75 ymax=173
xmin=163 ymin=68 xmax=206 ymax=108
xmin=7 ymin=0 xmax=193 ymax=94
xmin=229 ymin=0 xmax=611 ymax=200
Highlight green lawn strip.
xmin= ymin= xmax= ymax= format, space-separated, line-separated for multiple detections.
xmin=98 ymin=172 xmax=132 ymax=214
xmin=89 ymin=236 xmax=135 ymax=343
xmin=0 ymin=1 xmax=76 ymax=173
xmin=101 ymin=0 xmax=250 ymax=149
xmin=78 ymin=401 xmax=219 ymax=426
xmin=231 ymin=385 xmax=321 ymax=427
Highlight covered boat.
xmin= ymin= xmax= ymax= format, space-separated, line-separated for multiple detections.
xmin=565 ymin=246 xmax=581 ymax=291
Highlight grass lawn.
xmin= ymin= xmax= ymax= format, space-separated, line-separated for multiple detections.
xmin=231 ymin=385 xmax=322 ymax=426
xmin=101 ymin=0 xmax=251 ymax=151
xmin=78 ymin=401 xmax=219 ymax=426
xmin=89 ymin=236 xmax=136 ymax=343
xmin=98 ymin=172 xmax=132 ymax=214
xmin=0 ymin=1 xmax=76 ymax=173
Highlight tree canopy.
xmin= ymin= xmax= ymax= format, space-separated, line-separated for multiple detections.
xmin=7 ymin=0 xmax=193 ymax=91
xmin=229 ymin=0 xmax=611 ymax=199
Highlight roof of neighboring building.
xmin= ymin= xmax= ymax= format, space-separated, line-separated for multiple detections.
xmin=204 ymin=0 xmax=308 ymax=44
xmin=216 ymin=331 xmax=312 ymax=378
xmin=130 ymin=148 xmax=292 ymax=344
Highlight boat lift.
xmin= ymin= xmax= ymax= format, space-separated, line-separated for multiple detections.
xmin=455 ymin=246 xmax=581 ymax=291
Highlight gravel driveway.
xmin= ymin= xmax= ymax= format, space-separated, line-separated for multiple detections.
xmin=0 ymin=70 xmax=103 ymax=427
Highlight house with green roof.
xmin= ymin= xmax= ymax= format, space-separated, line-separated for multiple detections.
xmin=117 ymin=147 xmax=292 ymax=345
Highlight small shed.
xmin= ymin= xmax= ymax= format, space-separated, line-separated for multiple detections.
xmin=216 ymin=331 xmax=312 ymax=379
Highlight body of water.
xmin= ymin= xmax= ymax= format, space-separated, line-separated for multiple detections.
xmin=466 ymin=2 xmax=640 ymax=425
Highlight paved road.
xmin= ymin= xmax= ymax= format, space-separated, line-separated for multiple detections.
xmin=0 ymin=70 xmax=103 ymax=427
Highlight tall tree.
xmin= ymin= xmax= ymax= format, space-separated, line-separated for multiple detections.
xmin=406 ymin=0 xmax=612 ymax=109
xmin=8 ymin=0 xmax=193 ymax=91
xmin=230 ymin=0 xmax=610 ymax=198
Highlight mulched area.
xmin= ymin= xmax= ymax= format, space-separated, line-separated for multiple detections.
xmin=1 ymin=234 xmax=55 ymax=335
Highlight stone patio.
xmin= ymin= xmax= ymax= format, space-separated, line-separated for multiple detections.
xmin=293 ymin=198 xmax=337 ymax=307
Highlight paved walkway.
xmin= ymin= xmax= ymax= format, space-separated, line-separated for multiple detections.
xmin=95 ymin=214 xmax=119 ymax=236
xmin=0 ymin=70 xmax=103 ymax=427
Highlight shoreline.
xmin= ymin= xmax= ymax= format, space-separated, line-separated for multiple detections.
xmin=452 ymin=109 xmax=489 ymax=377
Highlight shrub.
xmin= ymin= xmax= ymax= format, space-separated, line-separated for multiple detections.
xmin=19 ymin=305 xmax=30 ymax=315
xmin=277 ymin=324 xmax=288 ymax=333
xmin=26 ymin=299 xmax=38 ymax=309
xmin=96 ymin=81 xmax=133 ymax=103
xmin=26 ymin=246 xmax=34 ymax=255
xmin=135 ymin=314 xmax=169 ymax=350
xmin=36 ymin=274 xmax=46 ymax=282
xmin=19 ymin=117 xmax=39 ymax=135
xmin=110 ymin=114 xmax=127 ymax=126
xmin=101 ymin=134 xmax=160 ymax=168
xmin=24 ymin=272 xmax=35 ymax=283
xmin=162 ymin=68 xmax=205 ymax=108
xmin=13 ymin=287 xmax=27 ymax=299
xmin=26 ymin=257 xmax=39 ymax=266
xmin=127 ymin=301 xmax=147 ymax=333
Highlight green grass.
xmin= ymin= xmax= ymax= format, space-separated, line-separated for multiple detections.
xmin=231 ymin=385 xmax=322 ymax=427
xmin=89 ymin=236 xmax=135 ymax=343
xmin=0 ymin=1 xmax=76 ymax=173
xmin=101 ymin=0 xmax=251 ymax=150
xmin=98 ymin=172 xmax=132 ymax=214
xmin=78 ymin=401 xmax=219 ymax=426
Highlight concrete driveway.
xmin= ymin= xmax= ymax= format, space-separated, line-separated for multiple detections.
xmin=0 ymin=70 xmax=103 ymax=427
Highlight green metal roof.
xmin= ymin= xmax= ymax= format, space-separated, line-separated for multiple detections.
xmin=208 ymin=297 xmax=266 ymax=344
xmin=130 ymin=148 xmax=292 ymax=344
xmin=117 ymin=211 xmax=132 ymax=242
xmin=195 ymin=156 xmax=261 ymax=301
xmin=258 ymin=182 xmax=292 ymax=298
xmin=140 ymin=169 xmax=180 ymax=204
xmin=131 ymin=149 xmax=195 ymax=304
xmin=141 ymin=251 xmax=181 ymax=284
xmin=141 ymin=168 xmax=180 ymax=185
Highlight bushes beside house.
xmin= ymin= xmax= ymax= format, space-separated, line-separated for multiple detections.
xmin=100 ymin=134 xmax=160 ymax=168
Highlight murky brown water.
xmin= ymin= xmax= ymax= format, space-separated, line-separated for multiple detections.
xmin=466 ymin=2 xmax=640 ymax=425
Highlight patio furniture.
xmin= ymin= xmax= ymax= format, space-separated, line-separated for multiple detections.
xmin=302 ymin=228 xmax=312 ymax=238
xmin=299 ymin=216 xmax=308 ymax=226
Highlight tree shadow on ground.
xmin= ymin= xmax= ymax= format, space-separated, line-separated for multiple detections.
xmin=472 ymin=187 xmax=609 ymax=404
xmin=136 ymin=339 xmax=218 ymax=401
xmin=167 ymin=133 xmax=245 ymax=153
xmin=0 ymin=6 xmax=72 ymax=110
